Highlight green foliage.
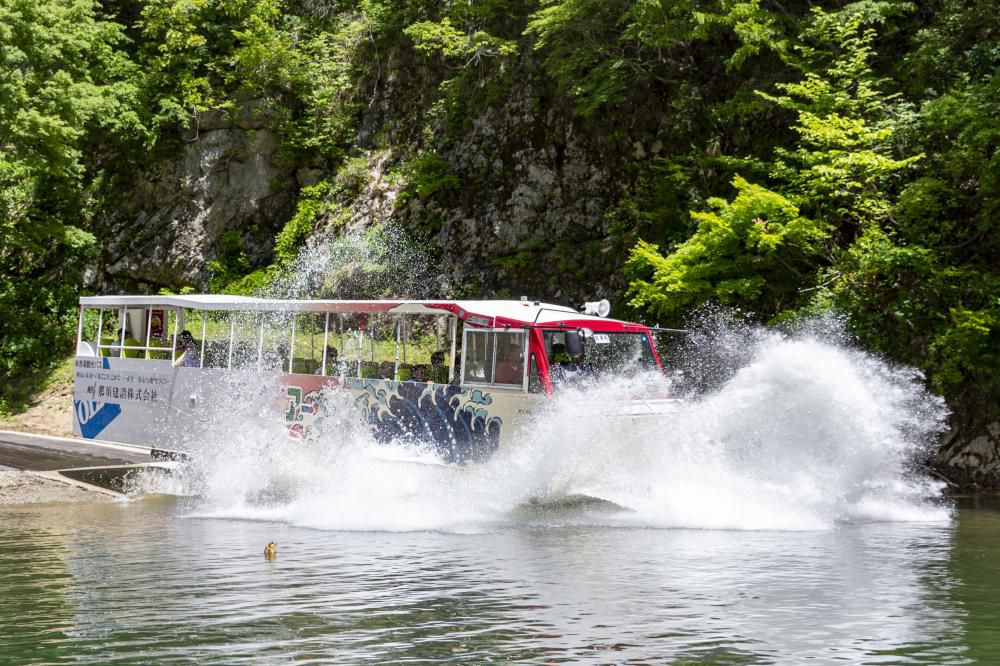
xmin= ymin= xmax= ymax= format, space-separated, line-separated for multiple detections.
xmin=904 ymin=0 xmax=1000 ymax=88
xmin=405 ymin=17 xmax=517 ymax=63
xmin=934 ymin=305 xmax=1000 ymax=391
xmin=526 ymin=0 xmax=794 ymax=114
xmin=136 ymin=0 xmax=364 ymax=162
xmin=0 ymin=0 xmax=140 ymax=414
xmin=810 ymin=224 xmax=999 ymax=396
xmin=277 ymin=16 xmax=368 ymax=160
xmin=624 ymin=1 xmax=997 ymax=419
xmin=399 ymin=152 xmax=460 ymax=203
xmin=138 ymin=0 xmax=296 ymax=128
xmin=627 ymin=7 xmax=915 ymax=320
xmin=274 ymin=181 xmax=332 ymax=264
xmin=138 ymin=0 xmax=228 ymax=125
xmin=758 ymin=9 xmax=922 ymax=228
xmin=401 ymin=1 xmax=526 ymax=158
xmin=0 ymin=0 xmax=142 ymax=179
xmin=493 ymin=250 xmax=538 ymax=270
xmin=802 ymin=5 xmax=999 ymax=400
xmin=228 ymin=0 xmax=303 ymax=94
xmin=524 ymin=0 xmax=640 ymax=114
xmin=904 ymin=74 xmax=1000 ymax=250
xmin=689 ymin=1 xmax=791 ymax=69
xmin=627 ymin=177 xmax=827 ymax=318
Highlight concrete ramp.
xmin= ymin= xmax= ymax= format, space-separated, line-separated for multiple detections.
xmin=0 ymin=429 xmax=153 ymax=471
xmin=0 ymin=430 xmax=180 ymax=498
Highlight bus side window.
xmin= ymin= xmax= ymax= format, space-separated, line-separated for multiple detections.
xmin=492 ymin=331 xmax=524 ymax=386
xmin=463 ymin=331 xmax=494 ymax=384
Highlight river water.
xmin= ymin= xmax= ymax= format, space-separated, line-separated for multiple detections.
xmin=4 ymin=330 xmax=999 ymax=664
xmin=1 ymin=497 xmax=999 ymax=664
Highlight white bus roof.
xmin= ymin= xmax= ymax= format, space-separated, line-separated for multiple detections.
xmin=78 ymin=295 xmax=642 ymax=329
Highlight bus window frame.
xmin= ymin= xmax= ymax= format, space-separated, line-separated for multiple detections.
xmin=461 ymin=328 xmax=528 ymax=392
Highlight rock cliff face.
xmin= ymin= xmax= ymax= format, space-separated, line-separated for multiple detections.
xmin=403 ymin=86 xmax=644 ymax=303
xmin=936 ymin=419 xmax=1000 ymax=490
xmin=342 ymin=61 xmax=665 ymax=305
xmin=94 ymin=104 xmax=297 ymax=291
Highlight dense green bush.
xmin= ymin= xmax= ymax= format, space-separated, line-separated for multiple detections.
xmin=0 ymin=0 xmax=139 ymax=412
xmin=623 ymin=2 xmax=997 ymax=414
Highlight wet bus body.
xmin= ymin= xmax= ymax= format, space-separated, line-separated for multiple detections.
xmin=72 ymin=296 xmax=665 ymax=462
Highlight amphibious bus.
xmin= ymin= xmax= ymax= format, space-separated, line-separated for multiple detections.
xmin=72 ymin=295 xmax=665 ymax=462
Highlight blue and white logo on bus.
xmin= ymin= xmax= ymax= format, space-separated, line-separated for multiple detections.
xmin=74 ymin=356 xmax=122 ymax=439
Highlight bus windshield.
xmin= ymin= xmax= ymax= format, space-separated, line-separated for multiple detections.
xmin=543 ymin=330 xmax=658 ymax=379
xmin=583 ymin=332 xmax=658 ymax=376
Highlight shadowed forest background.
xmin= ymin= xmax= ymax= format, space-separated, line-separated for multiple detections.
xmin=1 ymin=0 xmax=997 ymax=481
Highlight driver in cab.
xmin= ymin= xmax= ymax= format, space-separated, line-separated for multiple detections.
xmin=550 ymin=341 xmax=592 ymax=384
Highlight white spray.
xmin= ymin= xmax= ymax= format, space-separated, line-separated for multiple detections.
xmin=172 ymin=229 xmax=952 ymax=531
xmin=179 ymin=316 xmax=951 ymax=532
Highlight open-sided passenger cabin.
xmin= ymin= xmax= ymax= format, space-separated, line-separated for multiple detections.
xmin=73 ymin=295 xmax=664 ymax=458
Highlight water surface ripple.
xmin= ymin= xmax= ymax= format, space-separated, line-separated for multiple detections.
xmin=3 ymin=498 xmax=1000 ymax=664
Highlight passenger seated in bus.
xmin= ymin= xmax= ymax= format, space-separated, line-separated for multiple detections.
xmin=410 ymin=365 xmax=428 ymax=382
xmin=494 ymin=342 xmax=523 ymax=384
xmin=102 ymin=324 xmax=130 ymax=357
xmin=450 ymin=353 xmax=463 ymax=385
xmin=429 ymin=351 xmax=449 ymax=383
xmin=172 ymin=331 xmax=200 ymax=368
xmin=379 ymin=360 xmax=395 ymax=379
xmin=315 ymin=346 xmax=339 ymax=375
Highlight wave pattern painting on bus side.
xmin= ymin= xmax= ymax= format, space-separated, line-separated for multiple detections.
xmin=285 ymin=379 xmax=502 ymax=464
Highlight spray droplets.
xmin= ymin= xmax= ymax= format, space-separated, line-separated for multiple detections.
xmin=176 ymin=313 xmax=950 ymax=532
xmin=265 ymin=223 xmax=441 ymax=300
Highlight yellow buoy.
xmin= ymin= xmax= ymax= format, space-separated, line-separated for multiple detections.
xmin=264 ymin=542 xmax=277 ymax=561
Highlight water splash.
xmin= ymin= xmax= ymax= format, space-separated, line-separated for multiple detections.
xmin=264 ymin=223 xmax=440 ymax=300
xmin=177 ymin=317 xmax=951 ymax=532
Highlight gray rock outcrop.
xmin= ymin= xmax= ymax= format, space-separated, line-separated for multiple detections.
xmin=95 ymin=102 xmax=296 ymax=290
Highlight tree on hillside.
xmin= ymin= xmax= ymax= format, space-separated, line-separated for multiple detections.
xmin=820 ymin=21 xmax=1000 ymax=399
xmin=625 ymin=7 xmax=919 ymax=322
xmin=0 ymin=0 xmax=140 ymax=411
xmin=525 ymin=0 xmax=795 ymax=115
